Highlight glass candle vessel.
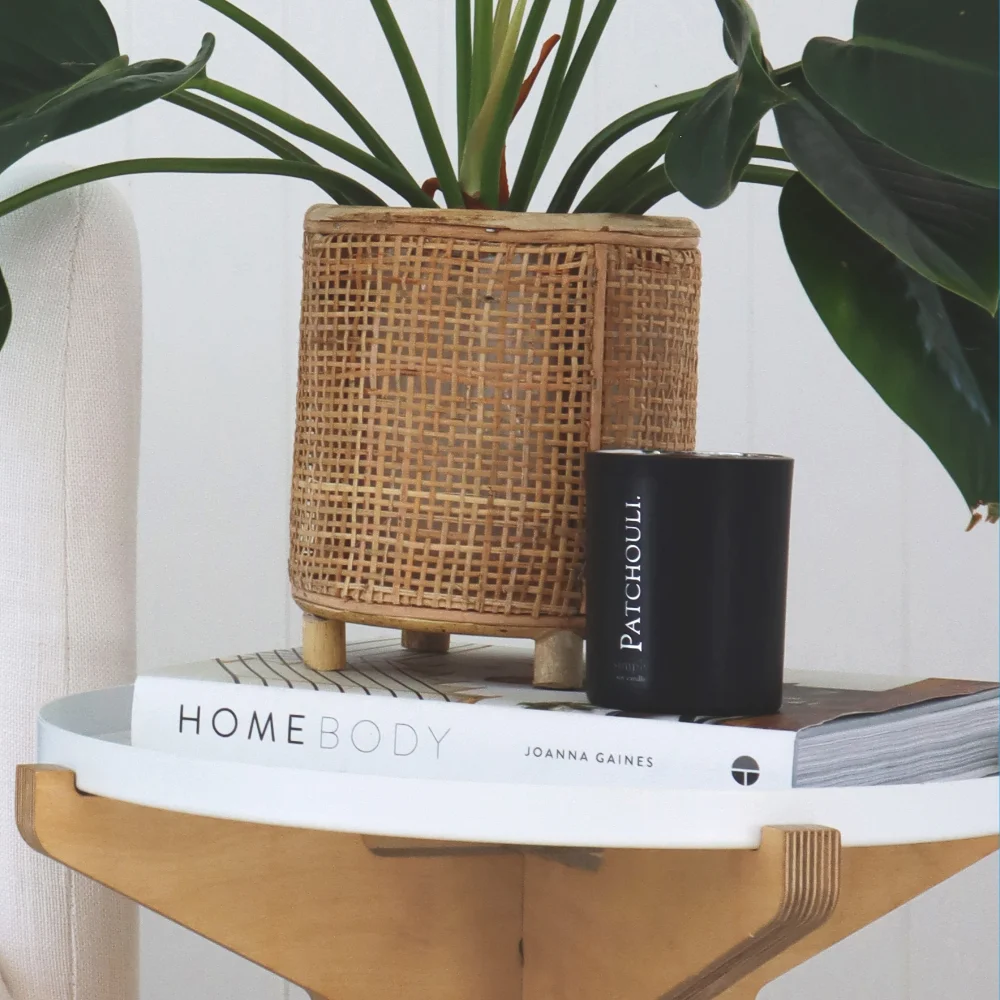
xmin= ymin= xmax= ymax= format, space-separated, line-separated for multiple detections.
xmin=585 ymin=450 xmax=793 ymax=715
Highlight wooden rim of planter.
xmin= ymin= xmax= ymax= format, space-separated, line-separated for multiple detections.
xmin=293 ymin=591 xmax=587 ymax=638
xmin=304 ymin=206 xmax=700 ymax=249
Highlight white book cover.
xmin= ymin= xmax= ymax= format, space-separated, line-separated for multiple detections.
xmin=131 ymin=639 xmax=797 ymax=791
xmin=132 ymin=638 xmax=997 ymax=791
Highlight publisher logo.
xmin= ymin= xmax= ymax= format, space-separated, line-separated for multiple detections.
xmin=731 ymin=755 xmax=760 ymax=786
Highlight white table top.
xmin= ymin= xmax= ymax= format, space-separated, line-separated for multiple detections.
xmin=36 ymin=686 xmax=1000 ymax=850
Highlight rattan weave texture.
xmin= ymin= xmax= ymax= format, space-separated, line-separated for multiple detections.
xmin=291 ymin=210 xmax=700 ymax=628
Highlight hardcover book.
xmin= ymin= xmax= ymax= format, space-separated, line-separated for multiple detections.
xmin=130 ymin=638 xmax=999 ymax=791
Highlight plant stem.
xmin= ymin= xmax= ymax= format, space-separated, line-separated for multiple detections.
xmin=167 ymin=91 xmax=312 ymax=163
xmin=506 ymin=0 xmax=583 ymax=211
xmin=617 ymin=168 xmax=676 ymax=215
xmin=740 ymin=164 xmax=795 ymax=186
xmin=0 ymin=158 xmax=365 ymax=222
xmin=752 ymin=144 xmax=790 ymax=163
xmin=492 ymin=0 xmax=513 ymax=70
xmin=548 ymin=86 xmax=702 ymax=212
xmin=470 ymin=0 xmax=493 ymax=144
xmin=480 ymin=0 xmax=551 ymax=209
xmin=368 ymin=0 xmax=464 ymax=208
xmin=460 ymin=0 xmax=526 ymax=201
xmin=571 ymin=164 xmax=796 ymax=217
xmin=456 ymin=0 xmax=473 ymax=156
xmin=574 ymin=128 xmax=667 ymax=213
xmin=166 ymin=92 xmax=387 ymax=205
xmin=192 ymin=0 xmax=409 ymax=176
xmin=551 ymin=61 xmax=801 ymax=213
xmin=191 ymin=78 xmax=434 ymax=206
xmin=536 ymin=0 xmax=618 ymax=191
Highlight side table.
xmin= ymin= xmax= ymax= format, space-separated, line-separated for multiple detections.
xmin=18 ymin=687 xmax=999 ymax=1000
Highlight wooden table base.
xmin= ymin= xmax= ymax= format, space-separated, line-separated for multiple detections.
xmin=16 ymin=765 xmax=997 ymax=1000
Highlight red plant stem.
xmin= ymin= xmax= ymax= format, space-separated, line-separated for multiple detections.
xmin=499 ymin=153 xmax=510 ymax=205
xmin=514 ymin=34 xmax=560 ymax=118
xmin=498 ymin=34 xmax=561 ymax=205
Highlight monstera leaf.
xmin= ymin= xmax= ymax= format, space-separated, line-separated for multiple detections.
xmin=802 ymin=0 xmax=998 ymax=187
xmin=775 ymin=82 xmax=998 ymax=313
xmin=0 ymin=0 xmax=216 ymax=348
xmin=0 ymin=38 xmax=215 ymax=174
xmin=781 ymin=174 xmax=998 ymax=513
xmin=0 ymin=0 xmax=119 ymax=108
xmin=663 ymin=0 xmax=787 ymax=207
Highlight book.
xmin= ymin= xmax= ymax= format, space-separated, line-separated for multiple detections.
xmin=130 ymin=638 xmax=999 ymax=792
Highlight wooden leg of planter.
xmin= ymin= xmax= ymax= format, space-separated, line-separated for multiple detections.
xmin=532 ymin=630 xmax=584 ymax=689
xmin=302 ymin=613 xmax=346 ymax=671
xmin=401 ymin=630 xmax=451 ymax=653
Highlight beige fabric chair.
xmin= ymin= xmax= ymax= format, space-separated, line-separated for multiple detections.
xmin=0 ymin=164 xmax=140 ymax=999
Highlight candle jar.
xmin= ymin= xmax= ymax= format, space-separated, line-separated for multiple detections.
xmin=585 ymin=450 xmax=793 ymax=716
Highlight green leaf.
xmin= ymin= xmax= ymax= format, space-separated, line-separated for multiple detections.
xmin=548 ymin=64 xmax=797 ymax=214
xmin=611 ymin=160 xmax=790 ymax=216
xmin=0 ymin=153 xmax=379 ymax=356
xmin=717 ymin=0 xmax=758 ymax=65
xmin=574 ymin=133 xmax=666 ymax=212
xmin=0 ymin=35 xmax=216 ymax=174
xmin=535 ymin=0 xmax=618 ymax=189
xmin=616 ymin=166 xmax=676 ymax=215
xmin=507 ymin=0 xmax=583 ymax=211
xmin=662 ymin=0 xmax=786 ymax=208
xmin=0 ymin=157 xmax=378 ymax=226
xmin=368 ymin=0 xmax=463 ymax=207
xmin=194 ymin=0 xmax=409 ymax=176
xmin=455 ymin=0 xmax=472 ymax=154
xmin=479 ymin=0 xmax=552 ymax=209
xmin=802 ymin=0 xmax=998 ymax=187
xmin=775 ymin=82 xmax=998 ymax=313
xmin=492 ymin=0 xmax=514 ymax=71
xmin=0 ymin=54 xmax=130 ymax=126
xmin=0 ymin=263 xmax=10 ymax=352
xmin=165 ymin=91 xmax=387 ymax=205
xmin=192 ymin=77 xmax=434 ymax=206
xmin=462 ymin=0 xmax=529 ymax=201
xmin=0 ymin=0 xmax=119 ymax=109
xmin=547 ymin=85 xmax=704 ymax=213
xmin=470 ymin=0 xmax=493 ymax=137
xmin=780 ymin=173 xmax=998 ymax=511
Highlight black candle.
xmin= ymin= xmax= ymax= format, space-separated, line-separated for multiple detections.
xmin=584 ymin=450 xmax=793 ymax=716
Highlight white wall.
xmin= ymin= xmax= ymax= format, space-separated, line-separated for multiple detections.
xmin=27 ymin=1 xmax=997 ymax=998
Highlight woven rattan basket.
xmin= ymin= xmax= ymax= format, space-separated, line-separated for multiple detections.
xmin=291 ymin=208 xmax=700 ymax=687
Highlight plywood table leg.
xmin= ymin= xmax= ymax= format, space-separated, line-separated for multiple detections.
xmin=717 ymin=833 xmax=999 ymax=1000
xmin=523 ymin=828 xmax=998 ymax=1000
xmin=660 ymin=827 xmax=840 ymax=1000
xmin=18 ymin=765 xmax=997 ymax=1000
xmin=302 ymin=613 xmax=346 ymax=671
xmin=17 ymin=766 xmax=522 ymax=1000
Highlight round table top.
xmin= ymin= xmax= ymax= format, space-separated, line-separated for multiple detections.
xmin=37 ymin=686 xmax=1000 ymax=850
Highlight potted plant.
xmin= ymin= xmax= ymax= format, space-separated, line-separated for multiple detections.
xmin=1 ymin=0 xmax=995 ymax=685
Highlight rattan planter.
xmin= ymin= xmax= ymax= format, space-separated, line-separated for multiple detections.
xmin=291 ymin=208 xmax=700 ymax=687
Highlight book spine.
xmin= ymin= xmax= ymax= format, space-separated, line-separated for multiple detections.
xmin=130 ymin=675 xmax=797 ymax=791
